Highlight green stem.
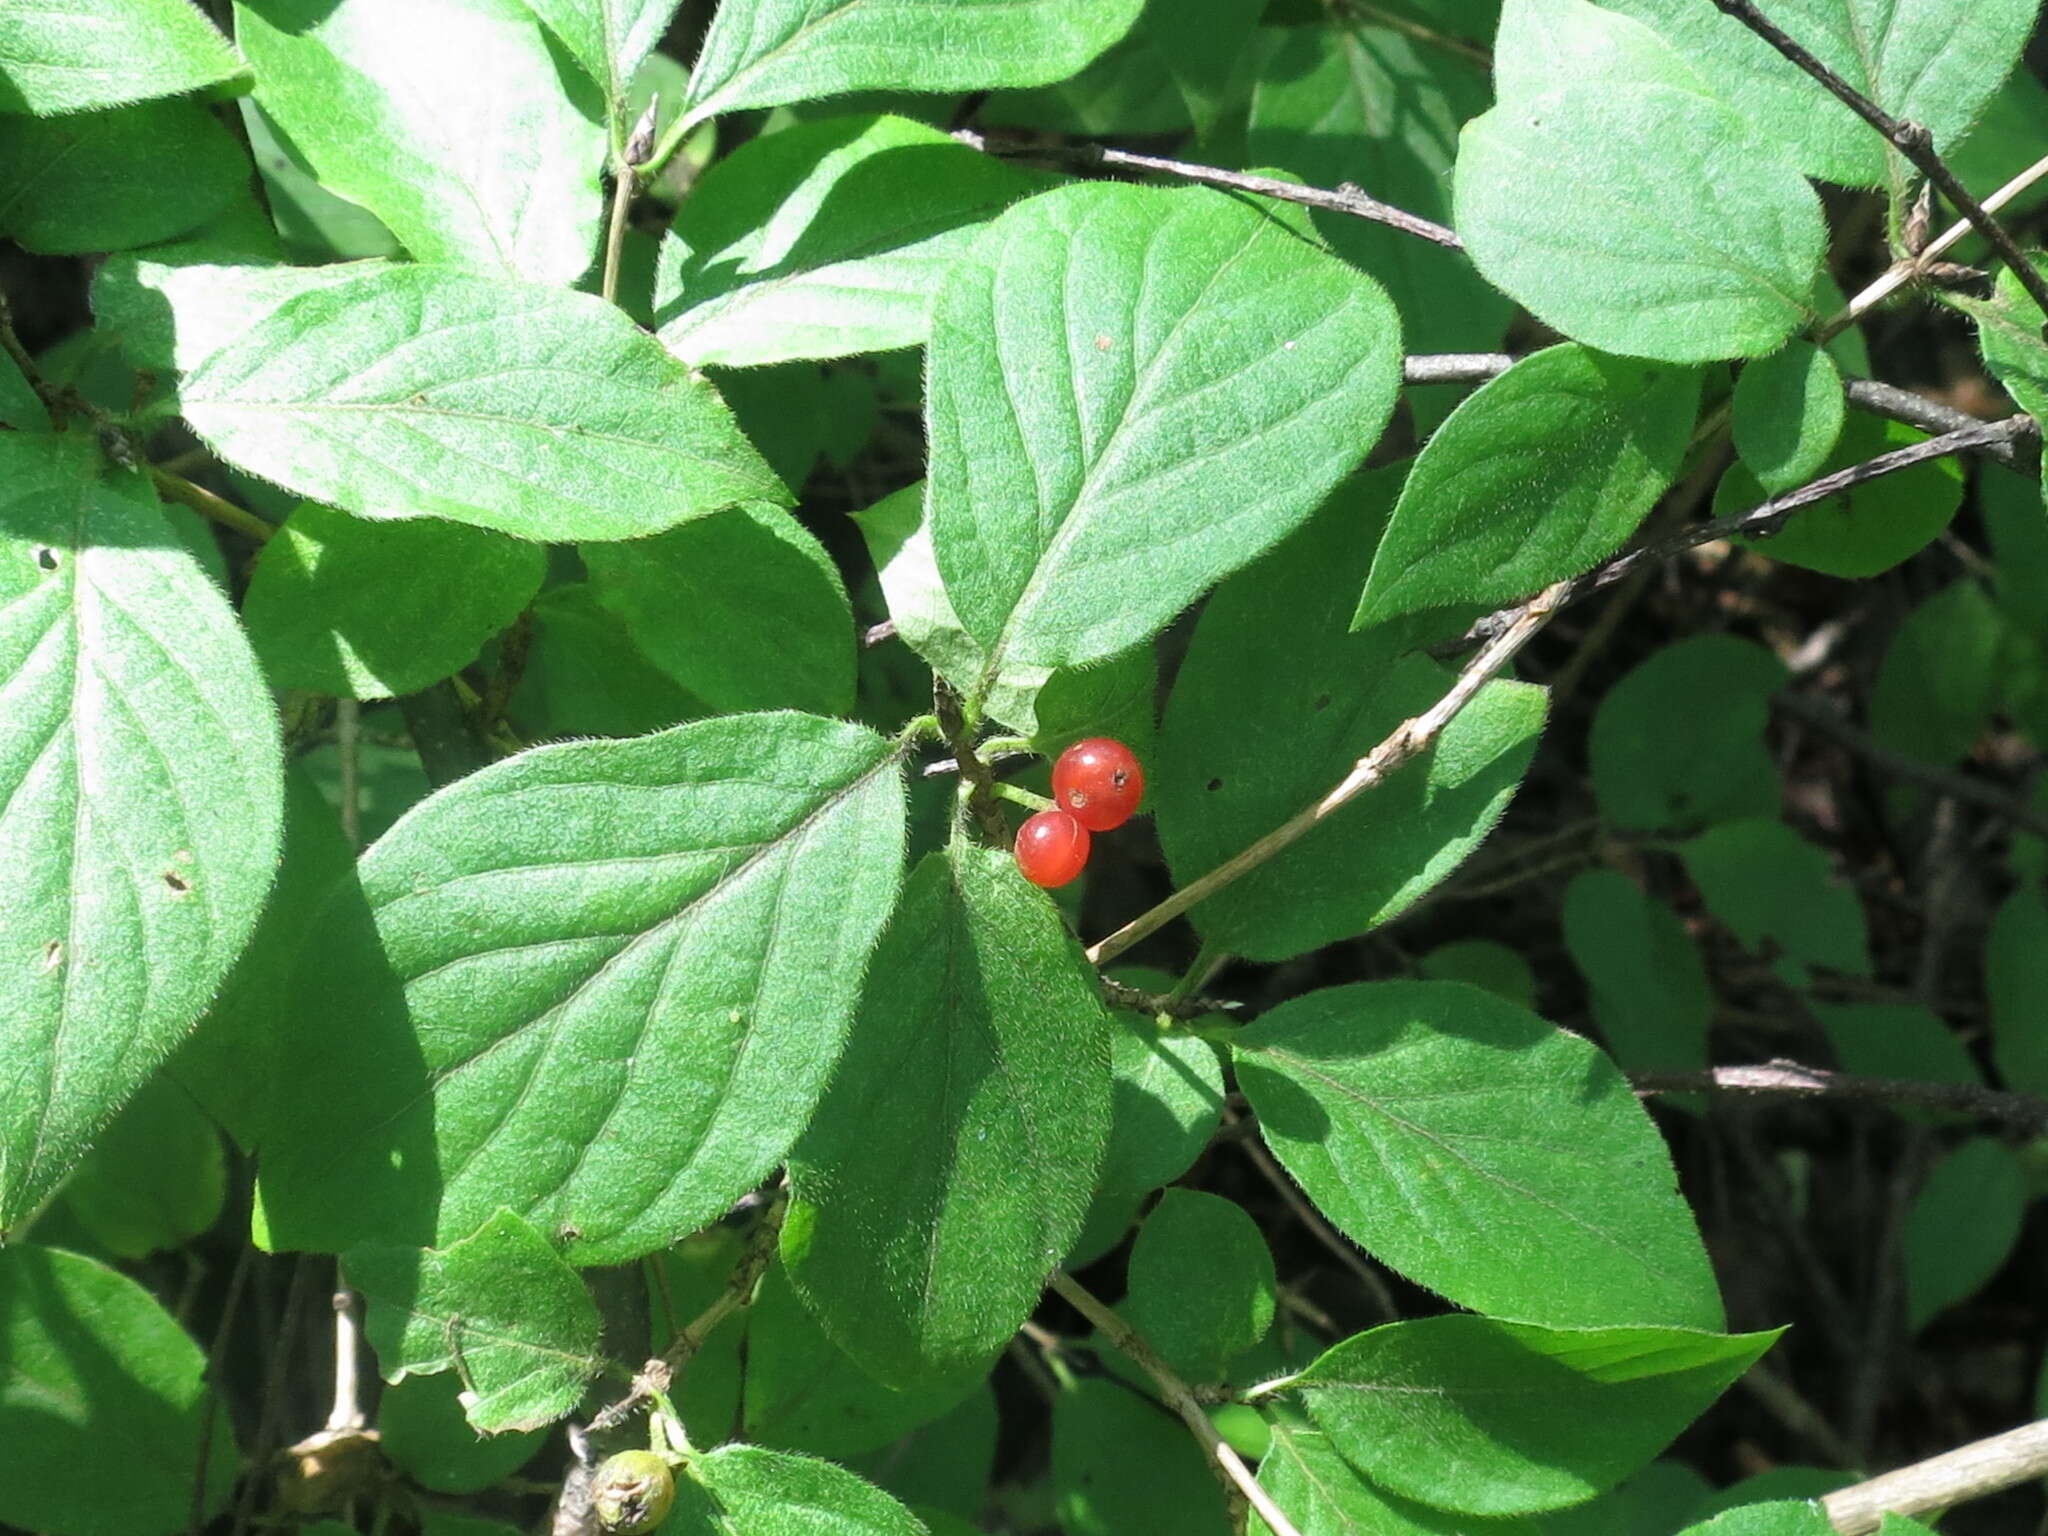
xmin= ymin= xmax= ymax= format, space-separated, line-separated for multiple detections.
xmin=601 ymin=166 xmax=637 ymax=306
xmin=992 ymin=782 xmax=1053 ymax=813
xmin=148 ymin=468 xmax=275 ymax=544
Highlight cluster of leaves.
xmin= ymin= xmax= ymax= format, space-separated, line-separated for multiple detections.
xmin=3 ymin=0 xmax=2048 ymax=1534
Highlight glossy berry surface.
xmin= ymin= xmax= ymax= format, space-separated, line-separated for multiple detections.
xmin=1015 ymin=809 xmax=1091 ymax=888
xmin=1052 ymin=737 xmax=1145 ymax=832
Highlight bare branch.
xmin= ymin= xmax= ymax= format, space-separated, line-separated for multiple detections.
xmin=1707 ymin=0 xmax=2048 ymax=325
xmin=1773 ymin=690 xmax=2048 ymax=844
xmin=960 ymin=130 xmax=1463 ymax=250
xmin=1049 ymin=1270 xmax=1306 ymax=1536
xmin=1631 ymin=1060 xmax=2048 ymax=1136
xmin=1085 ymin=581 xmax=1570 ymax=965
xmin=1822 ymin=1417 xmax=2048 ymax=1534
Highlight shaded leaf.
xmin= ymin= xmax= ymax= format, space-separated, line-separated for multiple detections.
xmin=0 ymin=97 xmax=245 ymax=253
xmin=1903 ymin=1137 xmax=2026 ymax=1331
xmin=1733 ymin=342 xmax=1845 ymax=494
xmin=1235 ymin=981 xmax=1723 ymax=1330
xmin=1123 ymin=1189 xmax=1274 ymax=1383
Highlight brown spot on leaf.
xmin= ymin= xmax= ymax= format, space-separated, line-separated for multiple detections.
xmin=41 ymin=940 xmax=62 ymax=972
xmin=162 ymin=870 xmax=193 ymax=896
xmin=33 ymin=546 xmax=57 ymax=572
xmin=1207 ymin=777 xmax=1224 ymax=792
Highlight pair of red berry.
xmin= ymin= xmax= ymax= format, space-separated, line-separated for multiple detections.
xmin=1014 ymin=737 xmax=1145 ymax=889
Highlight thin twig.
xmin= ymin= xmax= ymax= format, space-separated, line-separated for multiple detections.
xmin=1049 ymin=1271 xmax=1306 ymax=1536
xmin=148 ymin=467 xmax=276 ymax=544
xmin=935 ymin=678 xmax=1008 ymax=846
xmin=1631 ymin=1060 xmax=2048 ymax=1135
xmin=959 ymin=130 xmax=1463 ymax=250
xmin=1773 ymin=690 xmax=2048 ymax=843
xmin=584 ymin=1194 xmax=787 ymax=1437
xmin=1402 ymin=353 xmax=1514 ymax=385
xmin=1708 ymin=0 xmax=2048 ymax=325
xmin=1087 ymin=414 xmax=2031 ymax=968
xmin=1822 ymin=1417 xmax=2048 ymax=1534
xmin=600 ymin=168 xmax=636 ymax=307
xmin=1099 ymin=975 xmax=1241 ymax=1021
xmin=1235 ymin=1117 xmax=1398 ymax=1321
xmin=189 ymin=1244 xmax=256 ymax=1536
xmin=335 ymin=698 xmax=362 ymax=850
xmin=1832 ymin=151 xmax=2048 ymax=335
xmin=1085 ymin=583 xmax=1569 ymax=965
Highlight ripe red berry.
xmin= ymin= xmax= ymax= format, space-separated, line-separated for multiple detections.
xmin=1015 ymin=809 xmax=1091 ymax=888
xmin=1052 ymin=737 xmax=1145 ymax=832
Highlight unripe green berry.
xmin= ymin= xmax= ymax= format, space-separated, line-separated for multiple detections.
xmin=591 ymin=1449 xmax=676 ymax=1535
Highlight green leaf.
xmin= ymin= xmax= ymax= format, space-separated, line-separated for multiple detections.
xmin=0 ymin=346 xmax=49 ymax=431
xmin=1674 ymin=1503 xmax=1838 ymax=1536
xmin=1235 ymin=981 xmax=1723 ymax=1331
xmin=1053 ymin=1376 xmax=1231 ymax=1536
xmin=1123 ymin=1189 xmax=1275 ymax=1383
xmin=1600 ymin=0 xmax=2037 ymax=187
xmin=241 ymin=96 xmax=403 ymax=263
xmin=1094 ymin=1001 xmax=1226 ymax=1209
xmin=928 ymin=181 xmax=1402 ymax=676
xmin=1246 ymin=22 xmax=1511 ymax=384
xmin=1537 ymin=1461 xmax=1711 ymax=1536
xmin=172 ymin=766 xmax=357 ymax=1152
xmin=1287 ymin=1315 xmax=1774 ymax=1516
xmin=744 ymin=1262 xmax=975 ymax=1458
xmin=689 ymin=1444 xmax=928 ymax=1536
xmin=655 ymin=113 xmax=1053 ymax=367
xmin=0 ymin=1244 xmax=237 ymax=1536
xmin=0 ymin=0 xmax=249 ymax=116
xmin=182 ymin=265 xmax=784 ymax=541
xmin=1156 ymin=476 xmax=1547 ymax=961
xmin=234 ymin=0 xmax=605 ymax=285
xmin=258 ymin=711 xmax=906 ymax=1263
xmin=0 ymin=96 xmax=246 ymax=253
xmin=784 ymin=845 xmax=1112 ymax=1388
xmin=1815 ymin=1003 xmax=1981 ymax=1120
xmin=845 ymin=1383 xmax=997 ymax=1522
xmin=1455 ymin=83 xmax=1823 ymax=362
xmin=57 ymin=1074 xmax=224 ymax=1259
xmin=582 ymin=503 xmax=854 ymax=716
xmin=1357 ymin=345 xmax=1700 ymax=626
xmin=1988 ymin=884 xmax=2048 ymax=1095
xmin=852 ymin=481 xmax=1152 ymax=743
xmin=380 ymin=1371 xmax=546 ymax=1494
xmin=1254 ymin=1422 xmax=1542 ymax=1536
xmin=93 ymin=254 xmax=391 ymax=390
xmin=520 ymin=0 xmax=680 ymax=136
xmin=680 ymin=0 xmax=1146 ymax=128
xmin=1724 ymin=415 xmax=1963 ymax=578
xmin=511 ymin=583 xmax=703 ymax=741
xmin=1588 ymin=634 xmax=1786 ymax=834
xmin=1415 ymin=940 xmax=1538 ymax=1010
xmin=1562 ymin=870 xmax=1711 ymax=1077
xmin=1493 ymin=0 xmax=1708 ymax=101
xmin=352 ymin=1209 xmax=605 ymax=1432
xmin=1870 ymin=580 xmax=2004 ymax=766
xmin=0 ymin=436 xmax=283 ymax=1233
xmin=1902 ymin=1137 xmax=2026 ymax=1331
xmin=1733 ymin=342 xmax=1845 ymax=495
xmin=1680 ymin=819 xmax=1870 ymax=981
xmin=244 ymin=502 xmax=546 ymax=700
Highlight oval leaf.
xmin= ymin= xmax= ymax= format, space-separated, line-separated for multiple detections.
xmin=1455 ymin=82 xmax=1824 ymax=362
xmin=784 ymin=845 xmax=1112 ymax=1388
xmin=1732 ymin=341 xmax=1844 ymax=495
xmin=0 ymin=1245 xmax=237 ymax=1536
xmin=0 ymin=436 xmax=282 ymax=1232
xmin=1234 ymin=980 xmax=1723 ymax=1330
xmin=689 ymin=1444 xmax=928 ymax=1536
xmin=258 ymin=711 xmax=905 ymax=1263
xmin=234 ymin=0 xmax=604 ymax=285
xmin=182 ymin=265 xmax=784 ymax=542
xmin=681 ymin=0 xmax=1146 ymax=126
xmin=928 ymin=181 xmax=1402 ymax=677
xmin=1357 ymin=344 xmax=1701 ymax=626
xmin=1285 ymin=1314 xmax=1776 ymax=1516
xmin=0 ymin=0 xmax=248 ymax=115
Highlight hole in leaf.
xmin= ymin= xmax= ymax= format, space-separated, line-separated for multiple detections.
xmin=162 ymin=870 xmax=193 ymax=896
xmin=1313 ymin=693 xmax=1332 ymax=710
xmin=1207 ymin=777 xmax=1224 ymax=792
xmin=32 ymin=547 xmax=57 ymax=571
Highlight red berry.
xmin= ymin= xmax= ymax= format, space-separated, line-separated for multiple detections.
xmin=1015 ymin=809 xmax=1091 ymax=888
xmin=1052 ymin=737 xmax=1145 ymax=832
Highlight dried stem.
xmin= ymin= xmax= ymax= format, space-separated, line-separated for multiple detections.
xmin=1086 ymin=583 xmax=1570 ymax=965
xmin=961 ymin=131 xmax=1462 ymax=250
xmin=1707 ymin=0 xmax=2048 ymax=325
xmin=584 ymin=1194 xmax=787 ymax=1437
xmin=1773 ymin=690 xmax=2048 ymax=844
xmin=1631 ymin=1060 xmax=2048 ymax=1135
xmin=1822 ymin=1416 xmax=2048 ymax=1534
xmin=1049 ymin=1270 xmax=1305 ymax=1536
